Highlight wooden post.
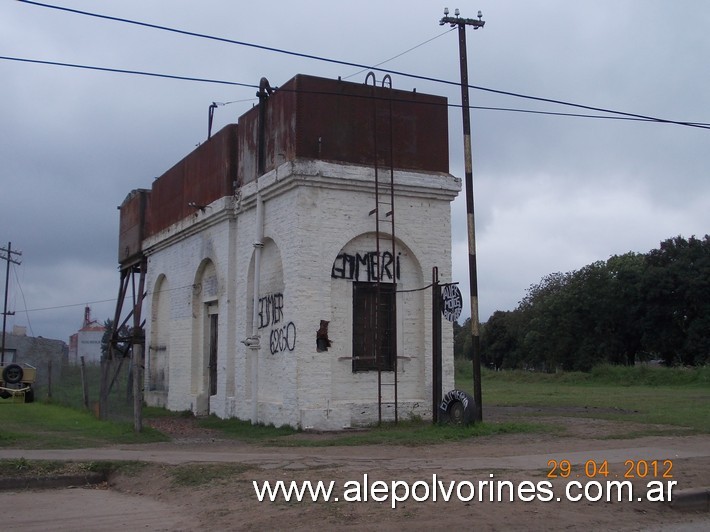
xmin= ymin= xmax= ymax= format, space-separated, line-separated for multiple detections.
xmin=47 ymin=359 xmax=52 ymax=399
xmin=439 ymin=9 xmax=485 ymax=423
xmin=80 ymin=356 xmax=89 ymax=410
xmin=132 ymin=327 xmax=145 ymax=433
xmin=99 ymin=355 xmax=109 ymax=420
xmin=432 ymin=268 xmax=442 ymax=423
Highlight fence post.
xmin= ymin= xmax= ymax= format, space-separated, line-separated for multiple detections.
xmin=432 ymin=267 xmax=442 ymax=423
xmin=133 ymin=327 xmax=145 ymax=433
xmin=80 ymin=356 xmax=89 ymax=410
xmin=99 ymin=355 xmax=109 ymax=420
xmin=47 ymin=359 xmax=52 ymax=399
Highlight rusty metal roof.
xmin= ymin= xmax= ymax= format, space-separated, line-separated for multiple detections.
xmin=118 ymin=74 xmax=449 ymax=266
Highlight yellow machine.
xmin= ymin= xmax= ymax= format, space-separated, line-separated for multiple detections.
xmin=0 ymin=363 xmax=36 ymax=403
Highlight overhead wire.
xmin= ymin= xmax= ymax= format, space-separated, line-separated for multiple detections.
xmin=14 ymin=0 xmax=710 ymax=130
xmin=11 ymin=263 xmax=34 ymax=337
xmin=21 ymin=279 xmax=210 ymax=314
xmin=3 ymin=55 xmax=709 ymax=128
xmin=7 ymin=3 xmax=709 ymax=320
xmin=22 ymin=298 xmax=117 ymax=313
xmin=0 ymin=55 xmax=257 ymax=88
xmin=342 ymin=27 xmax=457 ymax=80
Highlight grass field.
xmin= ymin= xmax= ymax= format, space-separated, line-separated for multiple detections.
xmin=455 ymin=361 xmax=710 ymax=433
xmin=0 ymin=403 xmax=167 ymax=449
xmin=1 ymin=363 xmax=707 ymax=449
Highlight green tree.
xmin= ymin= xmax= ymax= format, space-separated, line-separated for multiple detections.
xmin=480 ymin=311 xmax=518 ymax=369
xmin=642 ymin=235 xmax=710 ymax=365
xmin=478 ymin=234 xmax=710 ymax=370
xmin=453 ymin=317 xmax=473 ymax=360
xmin=604 ymin=252 xmax=645 ymax=365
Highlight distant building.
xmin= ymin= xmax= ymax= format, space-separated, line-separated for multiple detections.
xmin=2 ymin=325 xmax=66 ymax=389
xmin=117 ymin=74 xmax=460 ymax=429
xmin=68 ymin=306 xmax=105 ymax=364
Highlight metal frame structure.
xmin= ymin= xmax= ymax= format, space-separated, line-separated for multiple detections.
xmin=100 ymin=256 xmax=147 ymax=430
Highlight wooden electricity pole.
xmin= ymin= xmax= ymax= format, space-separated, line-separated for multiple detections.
xmin=439 ymin=8 xmax=485 ymax=422
xmin=1 ymin=242 xmax=22 ymax=365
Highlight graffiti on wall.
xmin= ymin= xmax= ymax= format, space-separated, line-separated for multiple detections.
xmin=270 ymin=321 xmax=296 ymax=355
xmin=331 ymin=251 xmax=401 ymax=282
xmin=258 ymin=292 xmax=296 ymax=354
xmin=258 ymin=293 xmax=284 ymax=330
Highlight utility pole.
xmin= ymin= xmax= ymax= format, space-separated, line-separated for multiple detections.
xmin=439 ymin=8 xmax=484 ymax=422
xmin=1 ymin=242 xmax=22 ymax=365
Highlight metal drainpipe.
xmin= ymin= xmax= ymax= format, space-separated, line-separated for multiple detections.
xmin=249 ymin=77 xmax=271 ymax=424
xmin=250 ymin=194 xmax=264 ymax=424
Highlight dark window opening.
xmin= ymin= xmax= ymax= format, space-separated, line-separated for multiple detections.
xmin=352 ymin=282 xmax=396 ymax=372
xmin=316 ymin=320 xmax=332 ymax=352
xmin=208 ymin=313 xmax=218 ymax=396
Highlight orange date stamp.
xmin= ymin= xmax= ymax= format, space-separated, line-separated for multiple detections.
xmin=547 ymin=459 xmax=674 ymax=479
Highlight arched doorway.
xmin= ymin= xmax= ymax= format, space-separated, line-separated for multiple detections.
xmin=192 ymin=259 xmax=220 ymax=414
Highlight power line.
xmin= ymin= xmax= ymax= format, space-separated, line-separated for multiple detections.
xmin=22 ymin=297 xmax=117 ymax=313
xmin=0 ymin=55 xmax=257 ymax=88
xmin=3 ymin=55 xmax=708 ymax=128
xmin=15 ymin=0 xmax=710 ymax=130
xmin=342 ymin=27 xmax=457 ymax=80
xmin=21 ymin=280 xmax=201 ymax=314
xmin=11 ymin=263 xmax=34 ymax=337
xmin=469 ymin=105 xmax=710 ymax=126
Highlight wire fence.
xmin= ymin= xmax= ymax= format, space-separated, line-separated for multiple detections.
xmin=27 ymin=357 xmax=136 ymax=422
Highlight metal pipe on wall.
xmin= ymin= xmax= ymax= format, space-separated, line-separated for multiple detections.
xmin=250 ymin=194 xmax=264 ymax=424
xmin=249 ymin=77 xmax=271 ymax=424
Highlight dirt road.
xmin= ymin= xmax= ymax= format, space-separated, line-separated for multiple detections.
xmin=1 ymin=410 xmax=709 ymax=531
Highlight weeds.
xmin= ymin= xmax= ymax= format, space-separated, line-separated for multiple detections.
xmin=169 ymin=463 xmax=253 ymax=487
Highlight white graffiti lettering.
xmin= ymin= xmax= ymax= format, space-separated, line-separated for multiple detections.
xmin=441 ymin=284 xmax=463 ymax=322
xmin=439 ymin=390 xmax=469 ymax=412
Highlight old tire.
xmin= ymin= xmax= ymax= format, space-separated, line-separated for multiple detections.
xmin=439 ymin=389 xmax=476 ymax=426
xmin=2 ymin=364 xmax=24 ymax=384
xmin=24 ymin=387 xmax=35 ymax=403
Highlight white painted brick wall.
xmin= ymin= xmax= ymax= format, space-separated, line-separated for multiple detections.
xmin=143 ymin=161 xmax=460 ymax=429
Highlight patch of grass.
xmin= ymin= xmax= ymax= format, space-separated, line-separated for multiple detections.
xmin=0 ymin=430 xmax=21 ymax=445
xmin=194 ymin=413 xmax=547 ymax=447
xmin=0 ymin=403 xmax=169 ymax=449
xmin=492 ymin=384 xmax=710 ymax=432
xmin=4 ymin=362 xmax=707 ymax=450
xmin=455 ymin=359 xmax=710 ymax=387
xmin=272 ymin=420 xmax=548 ymax=447
xmin=169 ymin=463 xmax=253 ymax=487
xmin=588 ymin=364 xmax=710 ymax=386
xmin=0 ymin=458 xmax=147 ymax=479
xmin=0 ymin=458 xmax=81 ymax=478
xmin=453 ymin=361 xmax=710 ymax=433
xmin=197 ymin=415 xmax=299 ymax=440
xmin=81 ymin=460 xmax=148 ymax=475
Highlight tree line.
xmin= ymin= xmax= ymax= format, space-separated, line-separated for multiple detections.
xmin=454 ymin=235 xmax=710 ymax=370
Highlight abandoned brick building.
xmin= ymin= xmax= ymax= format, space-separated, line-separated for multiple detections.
xmin=117 ymin=74 xmax=460 ymax=429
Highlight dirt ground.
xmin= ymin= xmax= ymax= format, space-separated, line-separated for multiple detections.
xmin=89 ymin=407 xmax=710 ymax=531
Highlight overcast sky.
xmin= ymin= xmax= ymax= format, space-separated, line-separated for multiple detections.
xmin=1 ymin=1 xmax=709 ymax=343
